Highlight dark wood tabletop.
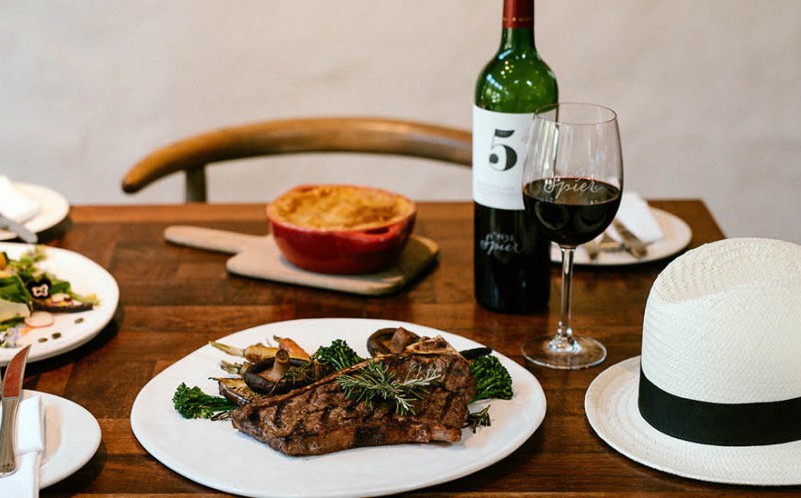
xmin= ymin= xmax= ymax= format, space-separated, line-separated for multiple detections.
xmin=24 ymin=200 xmax=799 ymax=497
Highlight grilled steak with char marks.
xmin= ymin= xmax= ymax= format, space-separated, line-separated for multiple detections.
xmin=230 ymin=336 xmax=476 ymax=456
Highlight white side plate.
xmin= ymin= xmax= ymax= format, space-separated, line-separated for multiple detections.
xmin=8 ymin=390 xmax=102 ymax=488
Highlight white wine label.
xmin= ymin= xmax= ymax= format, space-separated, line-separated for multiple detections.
xmin=472 ymin=106 xmax=533 ymax=210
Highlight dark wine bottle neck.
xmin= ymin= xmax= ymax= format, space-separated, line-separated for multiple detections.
xmin=500 ymin=28 xmax=536 ymax=51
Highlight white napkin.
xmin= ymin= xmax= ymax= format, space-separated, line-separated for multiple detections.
xmin=609 ymin=192 xmax=664 ymax=244
xmin=0 ymin=176 xmax=40 ymax=223
xmin=0 ymin=396 xmax=44 ymax=498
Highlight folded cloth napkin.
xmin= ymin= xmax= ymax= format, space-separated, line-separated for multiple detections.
xmin=609 ymin=192 xmax=664 ymax=244
xmin=0 ymin=176 xmax=40 ymax=223
xmin=0 ymin=396 xmax=44 ymax=498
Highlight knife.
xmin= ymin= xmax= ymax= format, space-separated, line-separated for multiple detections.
xmin=612 ymin=219 xmax=648 ymax=258
xmin=0 ymin=345 xmax=31 ymax=477
xmin=0 ymin=213 xmax=38 ymax=244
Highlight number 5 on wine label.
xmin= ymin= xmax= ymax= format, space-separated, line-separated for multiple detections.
xmin=473 ymin=106 xmax=533 ymax=210
xmin=489 ymin=129 xmax=517 ymax=171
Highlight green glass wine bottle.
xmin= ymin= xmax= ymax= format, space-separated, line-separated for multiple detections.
xmin=473 ymin=0 xmax=558 ymax=313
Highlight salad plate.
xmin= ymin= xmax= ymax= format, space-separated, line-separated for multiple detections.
xmin=131 ymin=318 xmax=547 ymax=498
xmin=0 ymin=243 xmax=119 ymax=365
xmin=0 ymin=183 xmax=70 ymax=241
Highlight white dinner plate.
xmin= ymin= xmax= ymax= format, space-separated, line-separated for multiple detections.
xmin=550 ymin=208 xmax=692 ymax=266
xmin=131 ymin=318 xmax=547 ymax=498
xmin=0 ymin=183 xmax=70 ymax=241
xmin=19 ymin=390 xmax=102 ymax=488
xmin=0 ymin=243 xmax=120 ymax=366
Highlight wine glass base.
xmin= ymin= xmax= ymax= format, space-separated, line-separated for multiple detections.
xmin=522 ymin=335 xmax=607 ymax=370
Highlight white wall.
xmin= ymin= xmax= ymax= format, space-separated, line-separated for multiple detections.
xmin=2 ymin=1 xmax=800 ymax=242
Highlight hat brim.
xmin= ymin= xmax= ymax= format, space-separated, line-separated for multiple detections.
xmin=585 ymin=356 xmax=801 ymax=486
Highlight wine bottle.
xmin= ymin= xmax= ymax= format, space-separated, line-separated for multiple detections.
xmin=473 ymin=0 xmax=558 ymax=313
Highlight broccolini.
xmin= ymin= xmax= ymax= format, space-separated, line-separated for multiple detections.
xmin=312 ymin=339 xmax=363 ymax=372
xmin=470 ymin=354 xmax=513 ymax=402
xmin=172 ymin=383 xmax=237 ymax=419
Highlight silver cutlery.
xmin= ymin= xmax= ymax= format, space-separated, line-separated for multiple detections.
xmin=613 ymin=219 xmax=648 ymax=258
xmin=0 ymin=345 xmax=31 ymax=477
xmin=584 ymin=238 xmax=602 ymax=261
xmin=0 ymin=213 xmax=37 ymax=244
xmin=585 ymin=233 xmax=623 ymax=261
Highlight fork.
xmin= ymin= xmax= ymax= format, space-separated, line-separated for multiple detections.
xmin=613 ymin=219 xmax=648 ymax=258
xmin=586 ymin=233 xmax=623 ymax=261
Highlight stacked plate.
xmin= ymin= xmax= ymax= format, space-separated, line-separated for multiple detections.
xmin=0 ymin=179 xmax=70 ymax=241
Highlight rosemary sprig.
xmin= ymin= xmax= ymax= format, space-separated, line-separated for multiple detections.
xmin=336 ymin=360 xmax=441 ymax=416
xmin=464 ymin=404 xmax=492 ymax=432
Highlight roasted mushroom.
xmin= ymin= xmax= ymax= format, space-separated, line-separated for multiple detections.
xmin=366 ymin=327 xmax=421 ymax=356
xmin=215 ymin=377 xmax=261 ymax=406
xmin=241 ymin=350 xmax=312 ymax=395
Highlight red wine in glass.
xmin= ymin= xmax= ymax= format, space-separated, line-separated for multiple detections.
xmin=522 ymin=177 xmax=621 ymax=247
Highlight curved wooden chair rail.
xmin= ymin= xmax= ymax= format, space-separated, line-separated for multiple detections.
xmin=121 ymin=116 xmax=473 ymax=202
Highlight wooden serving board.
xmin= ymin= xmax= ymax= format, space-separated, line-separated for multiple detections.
xmin=164 ymin=225 xmax=439 ymax=296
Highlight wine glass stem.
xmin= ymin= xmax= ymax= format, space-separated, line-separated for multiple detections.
xmin=557 ymin=246 xmax=576 ymax=345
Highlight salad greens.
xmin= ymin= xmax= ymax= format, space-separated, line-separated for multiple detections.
xmin=0 ymin=246 xmax=98 ymax=348
xmin=0 ymin=274 xmax=31 ymax=323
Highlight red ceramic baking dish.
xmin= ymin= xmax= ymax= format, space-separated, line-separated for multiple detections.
xmin=266 ymin=184 xmax=416 ymax=274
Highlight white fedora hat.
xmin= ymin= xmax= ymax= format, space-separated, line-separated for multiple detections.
xmin=585 ymin=238 xmax=801 ymax=485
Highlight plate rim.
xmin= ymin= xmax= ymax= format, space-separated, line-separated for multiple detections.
xmin=0 ymin=242 xmax=119 ymax=365
xmin=131 ymin=317 xmax=547 ymax=498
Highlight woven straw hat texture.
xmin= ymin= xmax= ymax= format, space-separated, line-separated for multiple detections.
xmin=642 ymin=238 xmax=801 ymax=403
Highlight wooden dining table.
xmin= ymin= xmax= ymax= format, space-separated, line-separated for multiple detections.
xmin=22 ymin=199 xmax=799 ymax=497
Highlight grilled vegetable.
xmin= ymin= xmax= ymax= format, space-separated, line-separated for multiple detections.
xmin=459 ymin=347 xmax=492 ymax=361
xmin=366 ymin=327 xmax=420 ymax=356
xmin=172 ymin=383 xmax=237 ymax=419
xmin=210 ymin=340 xmax=310 ymax=363
xmin=274 ymin=335 xmax=311 ymax=360
xmin=209 ymin=340 xmax=281 ymax=363
xmin=263 ymin=348 xmax=291 ymax=382
xmin=215 ymin=377 xmax=261 ymax=406
xmin=312 ymin=338 xmax=363 ymax=372
xmin=242 ymin=350 xmax=311 ymax=395
xmin=470 ymin=354 xmax=513 ymax=402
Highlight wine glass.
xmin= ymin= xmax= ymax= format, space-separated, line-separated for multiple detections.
xmin=520 ymin=103 xmax=623 ymax=369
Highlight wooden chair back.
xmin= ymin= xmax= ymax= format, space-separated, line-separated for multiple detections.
xmin=121 ymin=116 xmax=472 ymax=202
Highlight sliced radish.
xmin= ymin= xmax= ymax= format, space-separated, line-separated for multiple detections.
xmin=25 ymin=311 xmax=55 ymax=328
